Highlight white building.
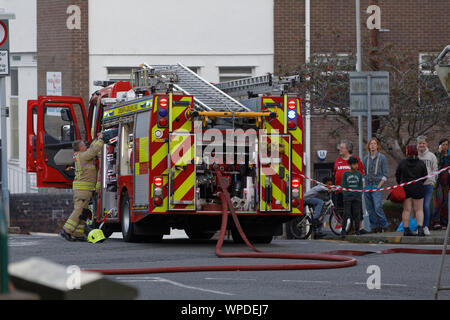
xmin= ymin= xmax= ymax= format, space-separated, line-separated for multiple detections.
xmin=89 ymin=0 xmax=274 ymax=93
xmin=1 ymin=0 xmax=274 ymax=193
xmin=0 ymin=0 xmax=37 ymax=193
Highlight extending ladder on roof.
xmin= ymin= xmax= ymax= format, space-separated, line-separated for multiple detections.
xmin=133 ymin=63 xmax=251 ymax=112
xmin=215 ymin=74 xmax=301 ymax=99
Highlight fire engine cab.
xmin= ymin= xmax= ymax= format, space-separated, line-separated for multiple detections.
xmin=26 ymin=63 xmax=304 ymax=243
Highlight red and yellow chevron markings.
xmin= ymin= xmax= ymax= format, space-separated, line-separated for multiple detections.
xmin=260 ymin=134 xmax=291 ymax=212
xmin=169 ymin=132 xmax=196 ymax=211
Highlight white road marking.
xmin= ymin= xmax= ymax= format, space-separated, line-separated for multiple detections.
xmin=282 ymin=279 xmax=332 ymax=284
xmin=205 ymin=277 xmax=257 ymax=281
xmin=8 ymin=240 xmax=39 ymax=247
xmin=354 ymin=282 xmax=407 ymax=287
xmin=116 ymin=276 xmax=234 ymax=296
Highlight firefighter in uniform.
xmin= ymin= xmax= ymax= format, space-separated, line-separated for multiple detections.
xmin=60 ymin=132 xmax=104 ymax=242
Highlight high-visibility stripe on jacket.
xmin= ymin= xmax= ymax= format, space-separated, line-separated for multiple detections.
xmin=73 ymin=139 xmax=104 ymax=191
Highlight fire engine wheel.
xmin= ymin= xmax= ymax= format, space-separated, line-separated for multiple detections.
xmin=120 ymin=193 xmax=140 ymax=243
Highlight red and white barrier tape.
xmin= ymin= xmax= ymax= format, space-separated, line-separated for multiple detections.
xmin=300 ymin=166 xmax=450 ymax=193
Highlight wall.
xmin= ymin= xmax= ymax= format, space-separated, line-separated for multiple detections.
xmin=10 ymin=194 xmax=73 ymax=233
xmin=0 ymin=0 xmax=37 ymax=187
xmin=37 ymin=0 xmax=89 ymax=102
xmin=274 ymin=0 xmax=450 ymax=72
xmin=89 ymin=0 xmax=274 ymax=92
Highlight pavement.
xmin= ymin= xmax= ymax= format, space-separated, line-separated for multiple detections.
xmin=320 ymin=228 xmax=450 ymax=245
xmin=12 ymin=226 xmax=450 ymax=245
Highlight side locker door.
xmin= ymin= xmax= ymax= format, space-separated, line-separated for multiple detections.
xmin=168 ymin=132 xmax=196 ymax=211
xmin=26 ymin=100 xmax=38 ymax=172
xmin=259 ymin=133 xmax=292 ymax=212
xmin=35 ymin=96 xmax=91 ymax=188
xmin=133 ymin=111 xmax=150 ymax=209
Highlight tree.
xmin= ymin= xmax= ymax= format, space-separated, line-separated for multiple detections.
xmin=288 ymin=43 xmax=449 ymax=161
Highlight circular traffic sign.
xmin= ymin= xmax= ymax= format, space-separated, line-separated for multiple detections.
xmin=0 ymin=21 xmax=8 ymax=47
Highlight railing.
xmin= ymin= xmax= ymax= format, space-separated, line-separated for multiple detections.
xmin=7 ymin=165 xmax=38 ymax=194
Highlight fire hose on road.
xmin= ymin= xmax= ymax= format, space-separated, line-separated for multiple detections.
xmin=86 ymin=169 xmax=450 ymax=276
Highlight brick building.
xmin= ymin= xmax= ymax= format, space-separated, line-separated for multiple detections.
xmin=37 ymin=0 xmax=89 ymax=103
xmin=274 ymin=0 xmax=449 ymax=186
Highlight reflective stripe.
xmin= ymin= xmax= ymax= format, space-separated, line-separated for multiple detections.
xmin=63 ymin=220 xmax=77 ymax=232
xmin=65 ymin=219 xmax=78 ymax=227
xmin=74 ymin=222 xmax=86 ymax=234
xmin=74 ymin=154 xmax=82 ymax=181
xmin=73 ymin=181 xmax=96 ymax=191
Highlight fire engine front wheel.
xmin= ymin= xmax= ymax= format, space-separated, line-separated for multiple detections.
xmin=120 ymin=193 xmax=139 ymax=243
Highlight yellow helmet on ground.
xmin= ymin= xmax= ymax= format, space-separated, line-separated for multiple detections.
xmin=88 ymin=229 xmax=106 ymax=243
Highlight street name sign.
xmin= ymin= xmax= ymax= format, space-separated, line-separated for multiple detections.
xmin=349 ymin=71 xmax=389 ymax=116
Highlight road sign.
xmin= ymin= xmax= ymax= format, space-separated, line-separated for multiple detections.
xmin=0 ymin=20 xmax=9 ymax=76
xmin=0 ymin=21 xmax=8 ymax=47
xmin=349 ymin=71 xmax=389 ymax=116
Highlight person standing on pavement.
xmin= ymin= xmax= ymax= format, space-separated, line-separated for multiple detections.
xmin=362 ymin=138 xmax=389 ymax=233
xmin=60 ymin=132 xmax=104 ymax=242
xmin=333 ymin=139 xmax=364 ymax=210
xmin=333 ymin=139 xmax=365 ymax=233
xmin=432 ymin=138 xmax=450 ymax=230
xmin=395 ymin=145 xmax=428 ymax=237
xmin=417 ymin=136 xmax=438 ymax=235
xmin=341 ymin=156 xmax=363 ymax=236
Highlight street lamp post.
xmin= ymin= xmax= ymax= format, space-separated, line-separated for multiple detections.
xmin=0 ymin=9 xmax=14 ymax=228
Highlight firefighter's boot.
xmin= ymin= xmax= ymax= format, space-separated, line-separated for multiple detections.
xmin=60 ymin=229 xmax=76 ymax=242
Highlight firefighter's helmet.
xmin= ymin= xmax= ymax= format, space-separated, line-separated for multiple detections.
xmin=88 ymin=229 xmax=106 ymax=243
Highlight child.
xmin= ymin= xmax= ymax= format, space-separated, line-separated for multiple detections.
xmin=341 ymin=156 xmax=363 ymax=236
xmin=303 ymin=176 xmax=333 ymax=238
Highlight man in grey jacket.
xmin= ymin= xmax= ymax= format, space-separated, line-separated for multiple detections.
xmin=417 ymin=136 xmax=438 ymax=235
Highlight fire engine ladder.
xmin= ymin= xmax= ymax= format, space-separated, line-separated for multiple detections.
xmin=215 ymin=74 xmax=300 ymax=99
xmin=146 ymin=63 xmax=251 ymax=112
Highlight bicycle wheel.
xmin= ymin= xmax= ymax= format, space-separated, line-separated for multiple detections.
xmin=288 ymin=214 xmax=313 ymax=239
xmin=329 ymin=209 xmax=352 ymax=236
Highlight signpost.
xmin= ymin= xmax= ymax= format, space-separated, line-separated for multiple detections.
xmin=350 ymin=71 xmax=389 ymax=139
xmin=0 ymin=20 xmax=9 ymax=76
xmin=0 ymin=9 xmax=14 ymax=295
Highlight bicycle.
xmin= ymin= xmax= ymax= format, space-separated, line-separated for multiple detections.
xmin=287 ymin=198 xmax=351 ymax=239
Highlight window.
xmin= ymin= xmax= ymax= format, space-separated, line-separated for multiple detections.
xmin=44 ymin=106 xmax=74 ymax=142
xmin=89 ymin=101 xmax=99 ymax=137
xmin=10 ymin=69 xmax=18 ymax=96
xmin=311 ymin=53 xmax=356 ymax=75
xmin=72 ymin=103 xmax=88 ymax=141
xmin=187 ymin=66 xmax=200 ymax=74
xmin=10 ymin=69 xmax=19 ymax=160
xmin=107 ymin=67 xmax=134 ymax=81
xmin=218 ymin=66 xmax=253 ymax=82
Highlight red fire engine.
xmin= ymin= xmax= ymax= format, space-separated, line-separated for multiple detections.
xmin=26 ymin=63 xmax=304 ymax=243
